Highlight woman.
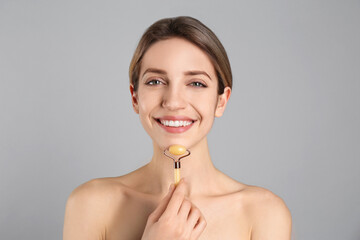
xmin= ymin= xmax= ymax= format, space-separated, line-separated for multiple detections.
xmin=63 ymin=16 xmax=292 ymax=240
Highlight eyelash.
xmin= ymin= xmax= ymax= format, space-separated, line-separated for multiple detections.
xmin=145 ymin=79 xmax=164 ymax=85
xmin=189 ymin=81 xmax=207 ymax=88
xmin=145 ymin=79 xmax=207 ymax=88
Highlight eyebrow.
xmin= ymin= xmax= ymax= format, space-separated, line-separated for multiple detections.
xmin=142 ymin=68 xmax=212 ymax=81
xmin=184 ymin=70 xmax=212 ymax=81
xmin=142 ymin=68 xmax=167 ymax=77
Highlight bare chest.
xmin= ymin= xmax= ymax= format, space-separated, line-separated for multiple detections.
xmin=192 ymin=197 xmax=251 ymax=240
xmin=106 ymin=193 xmax=251 ymax=240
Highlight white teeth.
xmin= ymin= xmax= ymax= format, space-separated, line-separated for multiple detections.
xmin=160 ymin=120 xmax=193 ymax=127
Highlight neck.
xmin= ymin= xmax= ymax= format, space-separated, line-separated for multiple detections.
xmin=142 ymin=138 xmax=223 ymax=198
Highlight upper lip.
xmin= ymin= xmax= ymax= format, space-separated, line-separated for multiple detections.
xmin=156 ymin=116 xmax=195 ymax=122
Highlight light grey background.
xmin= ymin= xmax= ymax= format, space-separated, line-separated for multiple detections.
xmin=1 ymin=0 xmax=359 ymax=239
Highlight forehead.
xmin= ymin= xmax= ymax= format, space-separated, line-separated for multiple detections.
xmin=140 ymin=38 xmax=216 ymax=77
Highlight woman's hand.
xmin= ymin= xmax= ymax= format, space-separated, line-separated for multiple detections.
xmin=141 ymin=179 xmax=207 ymax=240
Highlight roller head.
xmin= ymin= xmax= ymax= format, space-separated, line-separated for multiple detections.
xmin=169 ymin=145 xmax=187 ymax=155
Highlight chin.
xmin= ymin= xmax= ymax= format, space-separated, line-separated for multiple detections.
xmin=156 ymin=140 xmax=190 ymax=151
xmin=154 ymin=135 xmax=206 ymax=152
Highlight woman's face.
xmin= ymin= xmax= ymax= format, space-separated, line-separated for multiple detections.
xmin=130 ymin=37 xmax=230 ymax=150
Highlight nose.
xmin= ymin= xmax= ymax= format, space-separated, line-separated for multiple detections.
xmin=161 ymin=85 xmax=187 ymax=111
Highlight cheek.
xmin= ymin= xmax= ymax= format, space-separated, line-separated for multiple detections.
xmin=189 ymin=91 xmax=218 ymax=117
xmin=137 ymin=89 xmax=160 ymax=114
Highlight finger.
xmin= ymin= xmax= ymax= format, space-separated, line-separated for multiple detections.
xmin=178 ymin=197 xmax=192 ymax=220
xmin=148 ymin=184 xmax=175 ymax=222
xmin=187 ymin=207 xmax=201 ymax=229
xmin=162 ymin=178 xmax=189 ymax=218
xmin=190 ymin=215 xmax=207 ymax=240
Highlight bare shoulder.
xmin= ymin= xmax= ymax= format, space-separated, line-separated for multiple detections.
xmin=63 ymin=177 xmax=126 ymax=240
xmin=68 ymin=177 xmax=125 ymax=201
xmin=240 ymin=185 xmax=292 ymax=240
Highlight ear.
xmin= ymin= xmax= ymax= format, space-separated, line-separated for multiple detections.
xmin=215 ymin=87 xmax=231 ymax=117
xmin=130 ymin=84 xmax=139 ymax=114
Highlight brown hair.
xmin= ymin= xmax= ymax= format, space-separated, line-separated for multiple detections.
xmin=129 ymin=16 xmax=232 ymax=94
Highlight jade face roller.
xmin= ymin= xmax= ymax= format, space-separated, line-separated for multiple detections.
xmin=164 ymin=145 xmax=191 ymax=185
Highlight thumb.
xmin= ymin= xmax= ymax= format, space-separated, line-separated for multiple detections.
xmin=148 ymin=184 xmax=175 ymax=223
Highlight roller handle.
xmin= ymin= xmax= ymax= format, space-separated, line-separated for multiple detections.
xmin=174 ymin=168 xmax=180 ymax=185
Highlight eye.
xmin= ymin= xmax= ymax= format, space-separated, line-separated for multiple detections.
xmin=189 ymin=81 xmax=207 ymax=88
xmin=146 ymin=79 xmax=164 ymax=85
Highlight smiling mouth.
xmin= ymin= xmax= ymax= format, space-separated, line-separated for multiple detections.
xmin=156 ymin=119 xmax=195 ymax=128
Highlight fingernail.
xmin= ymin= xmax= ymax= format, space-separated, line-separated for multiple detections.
xmin=168 ymin=184 xmax=174 ymax=191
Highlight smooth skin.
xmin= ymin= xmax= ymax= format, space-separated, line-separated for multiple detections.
xmin=63 ymin=38 xmax=292 ymax=240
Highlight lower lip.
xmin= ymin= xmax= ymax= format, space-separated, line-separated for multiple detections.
xmin=156 ymin=120 xmax=195 ymax=133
